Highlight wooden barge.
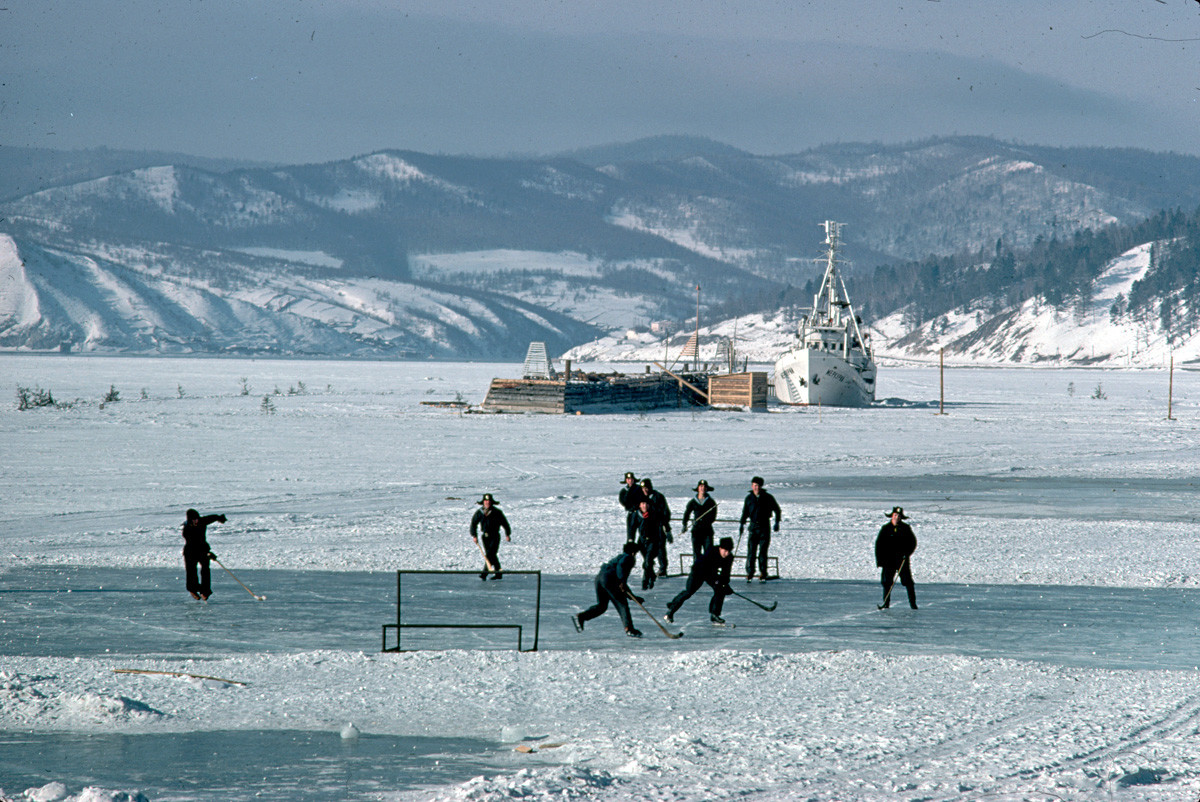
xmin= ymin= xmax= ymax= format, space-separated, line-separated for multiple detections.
xmin=482 ymin=370 xmax=710 ymax=414
xmin=482 ymin=368 xmax=767 ymax=414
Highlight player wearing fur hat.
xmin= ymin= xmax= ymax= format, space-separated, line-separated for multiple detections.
xmin=875 ymin=506 xmax=918 ymax=609
xmin=470 ymin=493 xmax=511 ymax=580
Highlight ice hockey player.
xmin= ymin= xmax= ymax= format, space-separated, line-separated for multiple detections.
xmin=876 ymin=506 xmax=918 ymax=609
xmin=470 ymin=493 xmax=512 ymax=580
xmin=665 ymin=536 xmax=735 ymax=625
xmin=638 ymin=477 xmax=672 ymax=577
xmin=182 ymin=508 xmax=226 ymax=600
xmin=739 ymin=476 xmax=781 ymax=582
xmin=681 ymin=479 xmax=718 ymax=568
xmin=618 ymin=471 xmax=645 ymax=543
xmin=572 ymin=541 xmax=645 ymax=638
xmin=634 ymin=498 xmax=667 ymax=590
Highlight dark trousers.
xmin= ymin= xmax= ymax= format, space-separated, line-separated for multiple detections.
xmin=667 ymin=572 xmax=726 ymax=618
xmin=641 ymin=539 xmax=664 ymax=588
xmin=880 ymin=561 xmax=916 ymax=607
xmin=578 ymin=578 xmax=633 ymax=630
xmin=690 ymin=530 xmax=713 ymax=567
xmin=480 ymin=535 xmax=501 ymax=573
xmin=626 ymin=511 xmax=639 ymax=542
xmin=184 ymin=551 xmax=211 ymax=595
xmin=746 ymin=531 xmax=771 ymax=578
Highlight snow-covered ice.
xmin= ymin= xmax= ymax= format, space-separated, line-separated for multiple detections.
xmin=2 ymin=355 xmax=1200 ymax=800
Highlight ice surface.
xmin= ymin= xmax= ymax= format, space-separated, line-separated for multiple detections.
xmin=3 ymin=356 xmax=1200 ymax=800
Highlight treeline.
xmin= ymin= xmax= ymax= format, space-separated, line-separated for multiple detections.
xmin=847 ymin=206 xmax=1200 ymax=335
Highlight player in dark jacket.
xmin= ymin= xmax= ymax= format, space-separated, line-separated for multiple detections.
xmin=634 ymin=499 xmax=667 ymax=590
xmin=618 ymin=471 xmax=645 ymax=542
xmin=739 ymin=476 xmax=781 ymax=582
xmin=876 ymin=506 xmax=918 ymax=609
xmin=665 ymin=536 xmax=735 ymax=624
xmin=681 ymin=479 xmax=718 ymax=569
xmin=572 ymin=541 xmax=644 ymax=638
xmin=639 ymin=478 xmax=672 ymax=577
xmin=470 ymin=493 xmax=512 ymax=580
xmin=182 ymin=508 xmax=226 ymax=600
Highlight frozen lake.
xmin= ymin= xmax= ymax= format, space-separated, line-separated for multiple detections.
xmin=3 ymin=355 xmax=1200 ymax=801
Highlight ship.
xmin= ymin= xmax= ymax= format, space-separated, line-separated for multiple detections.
xmin=773 ymin=220 xmax=877 ymax=407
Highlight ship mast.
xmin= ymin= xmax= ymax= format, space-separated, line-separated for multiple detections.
xmin=806 ymin=221 xmax=871 ymax=361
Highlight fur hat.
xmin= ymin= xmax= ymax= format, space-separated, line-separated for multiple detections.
xmin=623 ymin=541 xmax=641 ymax=555
xmin=718 ymin=536 xmax=735 ymax=551
xmin=887 ymin=506 xmax=907 ymax=519
xmin=751 ymin=476 xmax=765 ymax=486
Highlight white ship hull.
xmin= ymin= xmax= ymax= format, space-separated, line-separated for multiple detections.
xmin=774 ymin=346 xmax=876 ymax=407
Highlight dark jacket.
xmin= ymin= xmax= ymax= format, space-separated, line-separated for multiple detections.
xmin=682 ymin=496 xmax=718 ymax=537
xmin=470 ymin=507 xmax=511 ymax=540
xmin=643 ymin=489 xmax=672 ymax=536
xmin=182 ymin=515 xmax=223 ymax=556
xmin=693 ymin=543 xmax=733 ymax=588
xmin=740 ymin=490 xmax=781 ymax=533
xmin=619 ymin=484 xmax=645 ymax=513
xmin=634 ymin=506 xmax=665 ymax=547
xmin=875 ymin=521 xmax=917 ymax=569
xmin=598 ymin=551 xmax=636 ymax=589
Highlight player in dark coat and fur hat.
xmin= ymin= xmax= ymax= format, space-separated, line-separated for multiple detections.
xmin=572 ymin=541 xmax=644 ymax=638
xmin=875 ymin=506 xmax=918 ymax=609
xmin=470 ymin=493 xmax=511 ymax=580
xmin=682 ymin=479 xmax=718 ymax=569
xmin=665 ymin=536 xmax=735 ymax=625
xmin=182 ymin=508 xmax=226 ymax=600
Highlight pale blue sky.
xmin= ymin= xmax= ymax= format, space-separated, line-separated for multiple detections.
xmin=2 ymin=1 xmax=1197 ymax=161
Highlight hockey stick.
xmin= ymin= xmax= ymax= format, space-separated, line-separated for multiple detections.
xmin=114 ymin=668 xmax=247 ymax=686
xmin=473 ymin=535 xmax=497 ymax=574
xmin=680 ymin=502 xmax=718 ymax=534
xmin=728 ymin=587 xmax=777 ymax=612
xmin=627 ymin=590 xmax=684 ymax=639
xmin=878 ymin=556 xmax=907 ymax=609
xmin=211 ymin=556 xmax=266 ymax=601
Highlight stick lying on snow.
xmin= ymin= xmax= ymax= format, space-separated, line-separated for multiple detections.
xmin=114 ymin=668 xmax=247 ymax=686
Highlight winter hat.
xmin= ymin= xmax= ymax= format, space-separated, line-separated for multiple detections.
xmin=622 ymin=471 xmax=637 ymax=483
xmin=623 ymin=541 xmax=641 ymax=555
xmin=639 ymin=478 xmax=654 ymax=489
xmin=185 ymin=508 xmax=199 ymax=521
xmin=477 ymin=493 xmax=497 ymax=505
xmin=693 ymin=479 xmax=714 ymax=492
xmin=887 ymin=506 xmax=907 ymax=519
xmin=751 ymin=476 xmax=765 ymax=486
xmin=718 ymin=537 xmax=735 ymax=551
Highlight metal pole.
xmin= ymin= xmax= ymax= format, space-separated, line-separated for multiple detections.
xmin=939 ymin=348 xmax=945 ymax=415
xmin=532 ymin=572 xmax=541 ymax=651
xmin=1169 ymin=352 xmax=1175 ymax=420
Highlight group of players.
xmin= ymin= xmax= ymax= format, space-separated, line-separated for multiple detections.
xmin=175 ymin=475 xmax=917 ymax=639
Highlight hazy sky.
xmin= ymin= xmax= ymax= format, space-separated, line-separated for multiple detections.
xmin=3 ymin=1 xmax=1198 ymax=162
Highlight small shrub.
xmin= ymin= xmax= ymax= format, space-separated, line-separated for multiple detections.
xmin=1091 ymin=382 xmax=1107 ymax=400
xmin=177 ymin=384 xmax=185 ymax=398
xmin=140 ymin=388 xmax=149 ymax=400
xmin=16 ymin=385 xmax=55 ymax=410
xmin=240 ymin=378 xmax=251 ymax=396
xmin=1067 ymin=382 xmax=1075 ymax=397
xmin=261 ymin=394 xmax=276 ymax=414
xmin=103 ymin=385 xmax=120 ymax=403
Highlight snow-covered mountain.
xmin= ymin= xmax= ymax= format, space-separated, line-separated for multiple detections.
xmin=3 ymin=137 xmax=1200 ymax=360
